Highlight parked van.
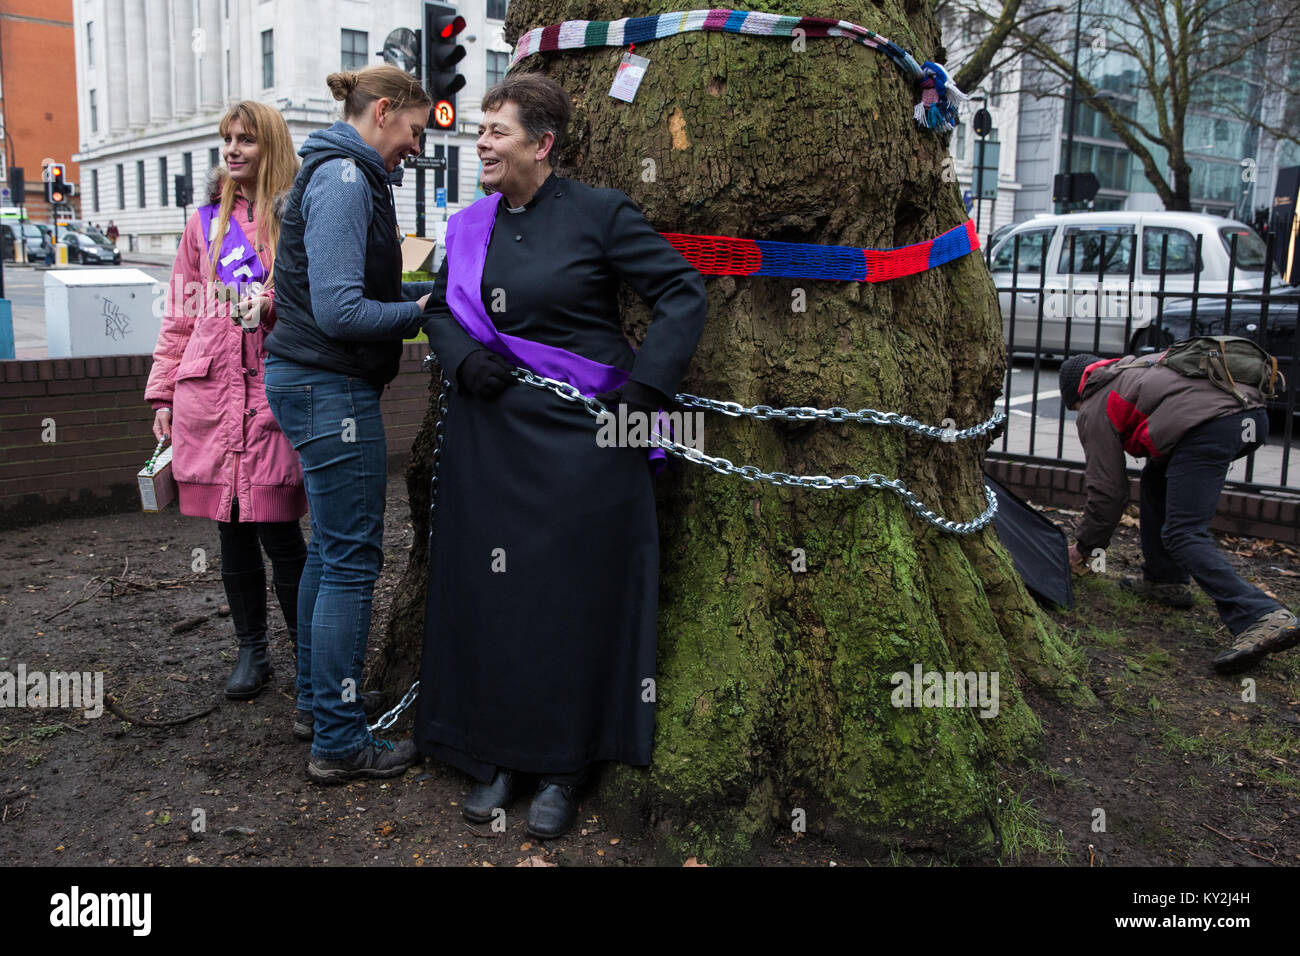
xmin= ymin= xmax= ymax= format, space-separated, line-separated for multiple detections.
xmin=990 ymin=211 xmax=1267 ymax=356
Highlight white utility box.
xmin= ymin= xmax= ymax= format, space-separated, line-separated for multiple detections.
xmin=44 ymin=268 xmax=162 ymax=357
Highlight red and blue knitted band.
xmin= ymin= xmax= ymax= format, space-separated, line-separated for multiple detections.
xmin=661 ymin=220 xmax=979 ymax=282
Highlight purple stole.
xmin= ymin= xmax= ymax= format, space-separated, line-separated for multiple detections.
xmin=443 ymin=191 xmax=666 ymax=467
xmin=198 ymin=203 xmax=266 ymax=290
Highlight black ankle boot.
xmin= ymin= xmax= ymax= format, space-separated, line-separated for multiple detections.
xmin=463 ymin=769 xmax=521 ymax=823
xmin=223 ymin=569 xmax=273 ymax=699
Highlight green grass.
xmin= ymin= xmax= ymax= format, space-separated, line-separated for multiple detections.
xmin=1026 ymin=758 xmax=1068 ymax=792
xmin=1159 ymin=725 xmax=1208 ymax=757
xmin=1139 ymin=650 xmax=1171 ymax=670
xmin=1086 ymin=624 xmax=1125 ymax=648
xmin=996 ymin=785 xmax=1069 ymax=864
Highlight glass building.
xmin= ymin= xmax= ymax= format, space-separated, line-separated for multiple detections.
xmin=1011 ymin=0 xmax=1299 ymax=221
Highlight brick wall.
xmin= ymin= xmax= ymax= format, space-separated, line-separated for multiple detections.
xmin=985 ymin=456 xmax=1300 ymax=546
xmin=0 ymin=1 xmax=80 ymax=214
xmin=0 ymin=344 xmax=436 ymax=528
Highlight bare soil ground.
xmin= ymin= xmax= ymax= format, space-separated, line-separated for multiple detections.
xmin=1 ymin=475 xmax=1296 ymax=867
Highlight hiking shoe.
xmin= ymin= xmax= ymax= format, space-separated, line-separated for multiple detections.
xmin=293 ymin=709 xmax=313 ymax=742
xmin=1213 ymin=609 xmax=1300 ymax=675
xmin=307 ymin=738 xmax=419 ymax=783
xmin=1120 ymin=576 xmax=1195 ymax=609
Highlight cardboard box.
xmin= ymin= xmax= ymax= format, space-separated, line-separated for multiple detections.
xmin=401 ymin=235 xmax=437 ymax=274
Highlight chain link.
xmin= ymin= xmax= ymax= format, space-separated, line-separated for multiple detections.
xmin=510 ymin=368 xmax=999 ymax=535
xmin=674 ymin=393 xmax=1006 ymax=440
xmin=368 ymin=365 xmax=451 ymax=734
xmin=368 ymin=679 xmax=421 ymax=734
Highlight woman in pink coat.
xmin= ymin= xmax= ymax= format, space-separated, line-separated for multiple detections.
xmin=144 ymin=101 xmax=307 ymax=701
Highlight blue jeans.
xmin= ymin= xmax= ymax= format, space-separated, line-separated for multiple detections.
xmin=1139 ymin=407 xmax=1280 ymax=634
xmin=264 ymin=354 xmax=387 ymax=758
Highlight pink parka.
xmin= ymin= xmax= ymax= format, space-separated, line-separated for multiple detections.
xmin=144 ymin=170 xmax=307 ymax=523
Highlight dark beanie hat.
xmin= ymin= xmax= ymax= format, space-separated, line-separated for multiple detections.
xmin=1059 ymin=353 xmax=1103 ymax=408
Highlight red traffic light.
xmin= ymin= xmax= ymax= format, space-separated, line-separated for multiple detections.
xmin=439 ymin=15 xmax=466 ymax=38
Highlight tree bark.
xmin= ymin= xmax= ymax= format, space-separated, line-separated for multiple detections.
xmin=376 ymin=0 xmax=1093 ymax=864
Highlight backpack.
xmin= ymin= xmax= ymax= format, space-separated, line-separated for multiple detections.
xmin=1124 ymin=335 xmax=1284 ymax=405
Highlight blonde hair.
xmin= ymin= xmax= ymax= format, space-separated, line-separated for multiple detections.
xmin=326 ymin=65 xmax=433 ymax=120
xmin=210 ymin=101 xmax=297 ymax=288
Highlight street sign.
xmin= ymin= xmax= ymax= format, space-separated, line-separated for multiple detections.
xmin=431 ymin=99 xmax=456 ymax=130
xmin=974 ymin=141 xmax=1000 ymax=200
xmin=435 ymin=187 xmax=447 ymax=208
xmin=404 ymin=155 xmax=447 ymax=170
xmin=1053 ymin=171 xmax=1101 ymax=204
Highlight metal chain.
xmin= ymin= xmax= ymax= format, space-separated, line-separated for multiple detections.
xmin=510 ymin=368 xmax=999 ymax=535
xmin=367 ymin=370 xmax=450 ymax=734
xmin=368 ymin=678 xmax=421 ymax=734
xmin=673 ymin=394 xmax=1006 ymax=440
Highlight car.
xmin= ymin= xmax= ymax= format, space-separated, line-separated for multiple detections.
xmin=987 ymin=222 xmax=1017 ymax=250
xmin=0 ymin=221 xmax=53 ymax=261
xmin=62 ymin=230 xmax=122 ymax=265
xmin=991 ymin=211 xmax=1269 ymax=357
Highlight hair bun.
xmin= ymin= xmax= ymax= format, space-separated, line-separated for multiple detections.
xmin=326 ymin=71 xmax=359 ymax=101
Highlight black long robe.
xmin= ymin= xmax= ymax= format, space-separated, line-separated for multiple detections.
xmin=414 ymin=173 xmax=707 ymax=781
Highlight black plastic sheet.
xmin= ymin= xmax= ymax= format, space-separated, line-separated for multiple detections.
xmin=986 ymin=475 xmax=1075 ymax=611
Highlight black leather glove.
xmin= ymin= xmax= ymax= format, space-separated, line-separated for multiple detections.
xmin=595 ymin=379 xmax=669 ymax=419
xmin=456 ymin=349 xmax=515 ymax=400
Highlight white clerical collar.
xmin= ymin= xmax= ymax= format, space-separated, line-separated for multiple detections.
xmin=505 ymin=203 xmax=528 ymax=214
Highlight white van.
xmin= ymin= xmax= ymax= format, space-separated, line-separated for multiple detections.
xmin=990 ymin=211 xmax=1268 ymax=356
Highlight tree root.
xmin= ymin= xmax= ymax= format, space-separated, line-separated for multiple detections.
xmin=1200 ymin=823 xmax=1279 ymax=864
xmin=105 ymin=693 xmax=219 ymax=728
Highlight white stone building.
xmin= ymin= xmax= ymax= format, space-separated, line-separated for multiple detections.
xmin=72 ymin=0 xmax=513 ymax=252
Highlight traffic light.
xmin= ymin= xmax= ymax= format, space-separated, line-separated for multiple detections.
xmin=174 ymin=174 xmax=193 ymax=208
xmin=1053 ymin=171 xmax=1101 ymax=205
xmin=45 ymin=163 xmax=68 ymax=205
xmin=424 ymin=2 xmax=466 ymax=130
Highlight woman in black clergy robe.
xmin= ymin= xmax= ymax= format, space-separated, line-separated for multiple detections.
xmin=414 ymin=74 xmax=707 ymax=839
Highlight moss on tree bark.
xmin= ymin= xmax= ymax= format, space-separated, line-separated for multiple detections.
xmin=374 ymin=0 xmax=1095 ymax=864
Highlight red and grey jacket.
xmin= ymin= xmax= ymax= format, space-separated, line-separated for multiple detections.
xmin=1073 ymin=355 xmax=1265 ymax=551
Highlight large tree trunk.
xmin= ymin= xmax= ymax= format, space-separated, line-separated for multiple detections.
xmin=376 ymin=0 xmax=1093 ymax=863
